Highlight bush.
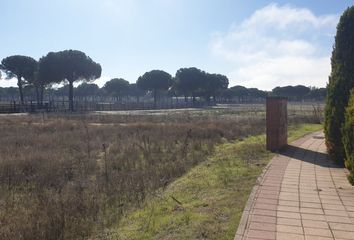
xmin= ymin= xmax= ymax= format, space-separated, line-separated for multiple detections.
xmin=325 ymin=6 xmax=354 ymax=164
xmin=343 ymin=89 xmax=354 ymax=184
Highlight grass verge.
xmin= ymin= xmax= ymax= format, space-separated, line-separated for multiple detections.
xmin=288 ymin=123 xmax=323 ymax=143
xmin=105 ymin=124 xmax=323 ymax=240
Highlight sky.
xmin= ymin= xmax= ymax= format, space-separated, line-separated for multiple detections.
xmin=1 ymin=0 xmax=354 ymax=90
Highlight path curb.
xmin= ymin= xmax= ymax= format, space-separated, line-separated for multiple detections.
xmin=234 ymin=156 xmax=274 ymax=240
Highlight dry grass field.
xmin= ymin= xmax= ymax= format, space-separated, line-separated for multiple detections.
xmin=0 ymin=104 xmax=323 ymax=240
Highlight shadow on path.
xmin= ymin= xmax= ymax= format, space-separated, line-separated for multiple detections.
xmin=279 ymin=144 xmax=343 ymax=169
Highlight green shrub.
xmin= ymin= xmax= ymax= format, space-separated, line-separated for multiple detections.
xmin=325 ymin=6 xmax=354 ymax=164
xmin=342 ymin=89 xmax=354 ymax=184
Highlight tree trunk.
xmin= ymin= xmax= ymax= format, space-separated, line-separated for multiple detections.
xmin=35 ymin=86 xmax=40 ymax=107
xmin=17 ymin=76 xmax=24 ymax=105
xmin=69 ymin=81 xmax=74 ymax=111
xmin=153 ymin=89 xmax=157 ymax=108
xmin=40 ymin=85 xmax=44 ymax=106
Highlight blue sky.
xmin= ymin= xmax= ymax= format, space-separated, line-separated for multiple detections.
xmin=1 ymin=0 xmax=354 ymax=90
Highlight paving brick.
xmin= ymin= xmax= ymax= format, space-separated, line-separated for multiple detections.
xmin=279 ymin=200 xmax=300 ymax=207
xmin=276 ymin=232 xmax=304 ymax=240
xmin=324 ymin=210 xmax=348 ymax=217
xmin=249 ymin=222 xmax=276 ymax=232
xmin=250 ymin=215 xmax=277 ymax=224
xmin=342 ymin=201 xmax=354 ymax=207
xmin=304 ymin=236 xmax=334 ymax=240
xmin=319 ymin=199 xmax=342 ymax=205
xmin=302 ymin=220 xmax=329 ymax=229
xmin=254 ymin=203 xmax=277 ymax=210
xmin=304 ymin=228 xmax=332 ymax=237
xmin=259 ymin=190 xmax=279 ymax=196
xmin=277 ymin=211 xmax=301 ymax=219
xmin=252 ymin=209 xmax=277 ymax=217
xmin=280 ymin=195 xmax=299 ymax=201
xmin=325 ymin=215 xmax=352 ymax=223
xmin=281 ymin=188 xmax=299 ymax=193
xmin=247 ymin=229 xmax=276 ymax=240
xmin=258 ymin=193 xmax=279 ymax=200
xmin=277 ymin=224 xmax=303 ymax=234
xmin=277 ymin=217 xmax=302 ymax=226
xmin=281 ymin=184 xmax=299 ymax=189
xmin=301 ymin=202 xmax=322 ymax=209
xmin=329 ymin=222 xmax=354 ymax=232
xmin=347 ymin=211 xmax=354 ymax=218
xmin=319 ymin=195 xmax=341 ymax=201
xmin=300 ymin=193 xmax=320 ymax=198
xmin=332 ymin=230 xmax=354 ymax=239
xmin=344 ymin=206 xmax=354 ymax=211
xmin=280 ymin=192 xmax=299 ymax=197
xmin=256 ymin=198 xmax=278 ymax=205
xmin=300 ymin=197 xmax=321 ymax=203
xmin=300 ymin=208 xmax=324 ymax=215
xmin=322 ymin=204 xmax=346 ymax=211
xmin=301 ymin=213 xmax=326 ymax=221
xmin=277 ymin=205 xmax=300 ymax=212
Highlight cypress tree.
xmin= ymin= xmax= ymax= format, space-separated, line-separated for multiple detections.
xmin=342 ymin=89 xmax=354 ymax=184
xmin=325 ymin=7 xmax=354 ymax=164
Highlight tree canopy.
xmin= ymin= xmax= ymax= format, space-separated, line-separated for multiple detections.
xmin=75 ymin=83 xmax=100 ymax=98
xmin=39 ymin=50 xmax=101 ymax=111
xmin=272 ymin=85 xmax=311 ymax=101
xmin=175 ymin=67 xmax=205 ymax=102
xmin=103 ymin=78 xmax=130 ymax=100
xmin=1 ymin=55 xmax=37 ymax=104
xmin=127 ymin=83 xmax=146 ymax=102
xmin=137 ymin=70 xmax=172 ymax=106
xmin=200 ymin=73 xmax=229 ymax=101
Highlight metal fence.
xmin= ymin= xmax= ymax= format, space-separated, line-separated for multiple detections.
xmin=0 ymin=101 xmax=214 ymax=113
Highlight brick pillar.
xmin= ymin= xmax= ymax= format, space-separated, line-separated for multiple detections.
xmin=266 ymin=97 xmax=288 ymax=151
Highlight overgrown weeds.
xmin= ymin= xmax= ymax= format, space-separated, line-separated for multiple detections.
xmin=111 ymin=124 xmax=322 ymax=240
xmin=0 ymin=106 xmax=323 ymax=239
xmin=0 ymin=112 xmax=264 ymax=240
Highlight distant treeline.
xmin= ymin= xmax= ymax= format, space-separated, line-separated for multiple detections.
xmin=1 ymin=50 xmax=326 ymax=111
xmin=0 ymin=83 xmax=326 ymax=103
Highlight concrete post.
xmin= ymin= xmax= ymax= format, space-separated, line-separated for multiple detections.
xmin=266 ymin=97 xmax=288 ymax=151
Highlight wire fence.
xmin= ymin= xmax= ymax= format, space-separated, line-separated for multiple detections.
xmin=0 ymin=100 xmax=214 ymax=113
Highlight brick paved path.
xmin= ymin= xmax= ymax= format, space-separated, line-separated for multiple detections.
xmin=235 ymin=132 xmax=354 ymax=240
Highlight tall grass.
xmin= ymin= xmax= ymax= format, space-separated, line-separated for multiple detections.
xmin=0 ymin=105 xmax=323 ymax=239
xmin=0 ymin=113 xmax=264 ymax=240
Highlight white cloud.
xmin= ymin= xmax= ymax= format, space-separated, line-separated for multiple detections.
xmin=93 ymin=76 xmax=111 ymax=88
xmin=241 ymin=3 xmax=337 ymax=30
xmin=72 ymin=76 xmax=111 ymax=88
xmin=211 ymin=3 xmax=338 ymax=90
xmin=0 ymin=75 xmax=111 ymax=88
xmin=0 ymin=77 xmax=18 ymax=88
